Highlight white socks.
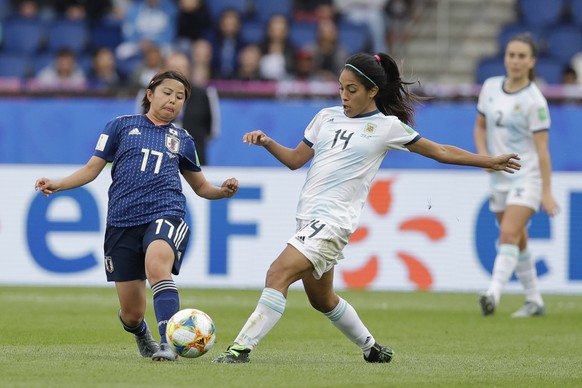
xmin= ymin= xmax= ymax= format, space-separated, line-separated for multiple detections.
xmin=234 ymin=288 xmax=286 ymax=350
xmin=515 ymin=249 xmax=544 ymax=306
xmin=488 ymin=243 xmax=519 ymax=305
xmin=324 ymin=297 xmax=375 ymax=354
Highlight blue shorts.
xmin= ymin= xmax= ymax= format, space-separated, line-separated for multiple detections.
xmin=103 ymin=217 xmax=190 ymax=282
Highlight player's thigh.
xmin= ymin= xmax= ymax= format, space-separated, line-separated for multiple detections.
xmin=498 ymin=205 xmax=534 ymax=242
xmin=143 ymin=217 xmax=190 ymax=279
xmin=265 ymin=244 xmax=314 ymax=292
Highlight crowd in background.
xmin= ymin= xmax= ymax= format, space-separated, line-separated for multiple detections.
xmin=0 ymin=0 xmax=416 ymax=92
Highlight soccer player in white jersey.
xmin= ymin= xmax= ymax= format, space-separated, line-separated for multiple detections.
xmin=213 ymin=52 xmax=521 ymax=364
xmin=35 ymin=70 xmax=239 ymax=361
xmin=474 ymin=33 xmax=559 ymax=318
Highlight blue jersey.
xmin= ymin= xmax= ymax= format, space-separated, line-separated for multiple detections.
xmin=93 ymin=114 xmax=201 ymax=227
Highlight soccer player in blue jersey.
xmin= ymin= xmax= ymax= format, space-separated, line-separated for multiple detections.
xmin=35 ymin=70 xmax=239 ymax=361
xmin=213 ymin=52 xmax=521 ymax=364
xmin=474 ymin=33 xmax=559 ymax=318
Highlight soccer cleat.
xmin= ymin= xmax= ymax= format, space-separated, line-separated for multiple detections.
xmin=212 ymin=344 xmax=251 ymax=363
xmin=152 ymin=343 xmax=178 ymax=361
xmin=364 ymin=343 xmax=394 ymax=363
xmin=479 ymin=293 xmax=495 ymax=316
xmin=135 ymin=324 xmax=160 ymax=357
xmin=511 ymin=301 xmax=546 ymax=318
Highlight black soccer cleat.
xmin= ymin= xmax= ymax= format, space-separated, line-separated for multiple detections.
xmin=364 ymin=343 xmax=394 ymax=363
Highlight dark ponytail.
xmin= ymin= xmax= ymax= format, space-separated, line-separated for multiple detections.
xmin=344 ymin=53 xmax=419 ymax=125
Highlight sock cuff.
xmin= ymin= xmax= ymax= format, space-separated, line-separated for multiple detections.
xmin=499 ymin=243 xmax=519 ymax=258
xmin=151 ymin=279 xmax=178 ymax=297
xmin=324 ymin=298 xmax=347 ymax=322
xmin=258 ymin=288 xmax=286 ymax=314
xmin=518 ymin=249 xmax=532 ymax=262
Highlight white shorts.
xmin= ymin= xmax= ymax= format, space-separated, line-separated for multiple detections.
xmin=287 ymin=218 xmax=350 ymax=280
xmin=489 ymin=179 xmax=542 ymax=213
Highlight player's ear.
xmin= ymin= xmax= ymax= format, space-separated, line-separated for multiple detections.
xmin=369 ymin=86 xmax=379 ymax=99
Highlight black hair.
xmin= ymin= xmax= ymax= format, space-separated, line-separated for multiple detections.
xmin=343 ymin=53 xmax=419 ymax=125
xmin=141 ymin=70 xmax=192 ymax=113
xmin=506 ymin=32 xmax=537 ymax=81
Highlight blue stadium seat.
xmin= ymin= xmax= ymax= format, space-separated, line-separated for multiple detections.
xmin=518 ymin=0 xmax=565 ymax=28
xmin=0 ymin=53 xmax=31 ymax=78
xmin=338 ymin=22 xmax=370 ymax=54
xmin=535 ymin=57 xmax=563 ymax=84
xmin=546 ymin=25 xmax=582 ymax=65
xmin=206 ymin=0 xmax=247 ymax=21
xmin=253 ymin=0 xmax=292 ymax=24
xmin=571 ymin=0 xmax=582 ymax=26
xmin=289 ymin=22 xmax=317 ymax=49
xmin=31 ymin=52 xmax=55 ymax=76
xmin=240 ymin=22 xmax=265 ymax=44
xmin=2 ymin=18 xmax=46 ymax=54
xmin=475 ymin=56 xmax=505 ymax=84
xmin=90 ymin=19 xmax=123 ymax=50
xmin=46 ymin=20 xmax=89 ymax=53
xmin=498 ymin=23 xmax=543 ymax=53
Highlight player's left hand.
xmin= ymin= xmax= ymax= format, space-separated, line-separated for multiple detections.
xmin=491 ymin=153 xmax=521 ymax=173
xmin=220 ymin=177 xmax=239 ymax=198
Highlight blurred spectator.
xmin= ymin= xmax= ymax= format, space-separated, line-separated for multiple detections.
xmin=52 ymin=0 xmax=113 ymax=21
xmin=163 ymin=50 xmax=219 ymax=165
xmin=116 ymin=0 xmax=177 ymax=60
xmin=12 ymin=0 xmax=41 ymax=19
xmin=561 ymin=65 xmax=578 ymax=85
xmin=258 ymin=14 xmax=296 ymax=80
xmin=176 ymin=0 xmax=211 ymax=49
xmin=35 ymin=48 xmax=87 ymax=88
xmin=206 ymin=8 xmax=246 ymax=79
xmin=190 ymin=38 xmax=213 ymax=85
xmin=294 ymin=0 xmax=336 ymax=23
xmin=128 ymin=43 xmax=164 ymax=89
xmin=305 ymin=18 xmax=349 ymax=81
xmin=333 ymin=0 xmax=389 ymax=53
xmin=235 ymin=44 xmax=264 ymax=81
xmin=87 ymin=46 xmax=124 ymax=90
xmin=291 ymin=47 xmax=321 ymax=81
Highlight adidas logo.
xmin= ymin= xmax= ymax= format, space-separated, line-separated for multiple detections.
xmin=327 ymin=118 xmax=334 ymax=122
xmin=295 ymin=235 xmax=305 ymax=243
xmin=129 ymin=128 xmax=141 ymax=135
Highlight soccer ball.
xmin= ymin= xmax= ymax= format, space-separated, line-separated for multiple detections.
xmin=166 ymin=308 xmax=216 ymax=358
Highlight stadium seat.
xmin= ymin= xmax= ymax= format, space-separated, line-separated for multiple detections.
xmin=46 ymin=20 xmax=89 ymax=53
xmin=338 ymin=22 xmax=370 ymax=54
xmin=31 ymin=52 xmax=55 ymax=76
xmin=90 ymin=19 xmax=123 ymax=50
xmin=206 ymin=0 xmax=247 ymax=21
xmin=2 ymin=18 xmax=46 ymax=54
xmin=240 ymin=22 xmax=265 ymax=44
xmin=571 ymin=0 xmax=582 ymax=26
xmin=0 ymin=53 xmax=31 ymax=78
xmin=289 ymin=22 xmax=317 ymax=49
xmin=535 ymin=57 xmax=564 ymax=84
xmin=518 ymin=0 xmax=565 ymax=28
xmin=498 ymin=23 xmax=543 ymax=53
xmin=475 ymin=56 xmax=505 ymax=84
xmin=253 ymin=0 xmax=292 ymax=24
xmin=546 ymin=25 xmax=582 ymax=65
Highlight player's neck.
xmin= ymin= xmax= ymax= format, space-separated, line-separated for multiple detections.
xmin=504 ymin=77 xmax=529 ymax=93
xmin=146 ymin=113 xmax=170 ymax=126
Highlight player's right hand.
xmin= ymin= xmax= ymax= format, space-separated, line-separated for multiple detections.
xmin=34 ymin=178 xmax=57 ymax=196
xmin=243 ymin=130 xmax=270 ymax=146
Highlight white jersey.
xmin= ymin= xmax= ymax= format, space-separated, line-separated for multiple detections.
xmin=477 ymin=76 xmax=550 ymax=191
xmin=296 ymin=106 xmax=420 ymax=232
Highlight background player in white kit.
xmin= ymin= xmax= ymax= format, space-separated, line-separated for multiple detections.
xmin=213 ymin=52 xmax=521 ymax=364
xmin=35 ymin=70 xmax=239 ymax=361
xmin=474 ymin=33 xmax=559 ymax=318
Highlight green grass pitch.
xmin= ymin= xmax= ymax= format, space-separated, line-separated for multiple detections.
xmin=1 ymin=287 xmax=581 ymax=387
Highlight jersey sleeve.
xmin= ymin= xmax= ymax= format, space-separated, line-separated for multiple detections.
xmin=180 ymin=134 xmax=202 ymax=172
xmin=93 ymin=118 xmax=121 ymax=162
xmin=385 ymin=120 xmax=420 ymax=150
xmin=302 ymin=110 xmax=326 ymax=147
xmin=476 ymin=78 xmax=491 ymax=115
xmin=527 ymin=98 xmax=551 ymax=132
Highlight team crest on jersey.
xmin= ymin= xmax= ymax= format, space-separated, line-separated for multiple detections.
xmin=165 ymin=134 xmax=180 ymax=153
xmin=104 ymin=256 xmax=114 ymax=273
xmin=364 ymin=123 xmax=377 ymax=134
xmin=514 ymin=104 xmax=521 ymax=112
